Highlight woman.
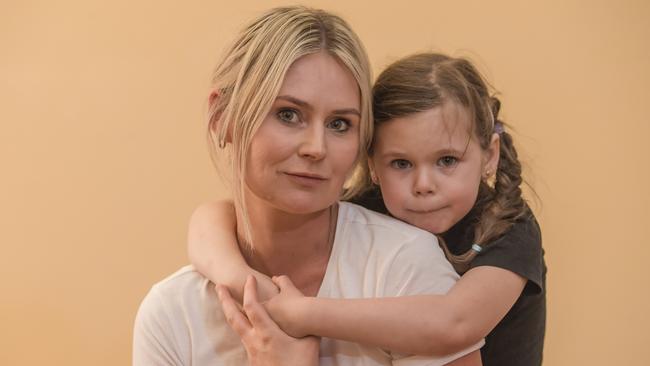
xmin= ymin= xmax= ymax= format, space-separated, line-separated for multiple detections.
xmin=133 ymin=6 xmax=481 ymax=365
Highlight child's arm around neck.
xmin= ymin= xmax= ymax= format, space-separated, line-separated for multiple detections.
xmin=187 ymin=200 xmax=278 ymax=302
xmin=187 ymin=201 xmax=523 ymax=357
xmin=268 ymin=265 xmax=525 ymax=356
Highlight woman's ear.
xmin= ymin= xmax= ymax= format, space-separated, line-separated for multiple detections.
xmin=483 ymin=133 xmax=500 ymax=179
xmin=209 ymin=90 xmax=220 ymax=108
xmin=208 ymin=90 xmax=232 ymax=145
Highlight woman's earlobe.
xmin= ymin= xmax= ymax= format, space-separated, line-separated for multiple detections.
xmin=209 ymin=89 xmax=220 ymax=107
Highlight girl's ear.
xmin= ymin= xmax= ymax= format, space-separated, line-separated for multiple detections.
xmin=483 ymin=133 xmax=500 ymax=179
xmin=368 ymin=158 xmax=379 ymax=185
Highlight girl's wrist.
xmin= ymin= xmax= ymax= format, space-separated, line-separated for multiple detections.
xmin=295 ymin=297 xmax=318 ymax=336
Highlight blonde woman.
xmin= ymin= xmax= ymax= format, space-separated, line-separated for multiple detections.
xmin=133 ymin=7 xmax=482 ymax=365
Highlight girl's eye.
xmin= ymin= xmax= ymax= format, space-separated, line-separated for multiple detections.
xmin=277 ymin=109 xmax=300 ymax=124
xmin=327 ymin=118 xmax=351 ymax=133
xmin=438 ymin=156 xmax=458 ymax=168
xmin=390 ymin=159 xmax=412 ymax=170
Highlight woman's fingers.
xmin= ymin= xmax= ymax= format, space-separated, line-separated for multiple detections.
xmin=243 ymin=275 xmax=279 ymax=332
xmin=216 ymin=284 xmax=252 ymax=337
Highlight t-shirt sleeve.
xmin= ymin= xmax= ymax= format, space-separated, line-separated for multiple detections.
xmin=382 ymin=233 xmax=484 ymax=366
xmin=470 ymin=215 xmax=544 ymax=295
xmin=132 ymin=286 xmax=187 ymax=366
xmin=381 ymin=233 xmax=459 ymax=297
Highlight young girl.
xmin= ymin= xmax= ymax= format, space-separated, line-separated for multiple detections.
xmin=189 ymin=52 xmax=545 ymax=366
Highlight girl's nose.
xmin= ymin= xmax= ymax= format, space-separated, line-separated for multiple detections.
xmin=298 ymin=123 xmax=326 ymax=160
xmin=413 ymin=168 xmax=436 ymax=196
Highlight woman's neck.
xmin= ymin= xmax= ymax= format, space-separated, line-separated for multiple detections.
xmin=236 ymin=194 xmax=337 ymax=296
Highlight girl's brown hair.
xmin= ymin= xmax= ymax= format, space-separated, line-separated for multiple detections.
xmin=372 ymin=53 xmax=530 ymax=273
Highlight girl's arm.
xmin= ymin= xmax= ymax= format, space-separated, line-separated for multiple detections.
xmin=187 ymin=201 xmax=278 ymax=302
xmin=267 ymin=266 xmax=526 ymax=356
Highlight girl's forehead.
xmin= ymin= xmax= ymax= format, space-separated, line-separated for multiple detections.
xmin=376 ymin=102 xmax=474 ymax=145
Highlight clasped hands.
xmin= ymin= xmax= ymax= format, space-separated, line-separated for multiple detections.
xmin=216 ymin=274 xmax=318 ymax=366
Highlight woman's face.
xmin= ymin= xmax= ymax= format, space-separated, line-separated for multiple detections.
xmin=245 ymin=51 xmax=361 ymax=214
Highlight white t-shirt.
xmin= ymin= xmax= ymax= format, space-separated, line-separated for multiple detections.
xmin=133 ymin=202 xmax=483 ymax=365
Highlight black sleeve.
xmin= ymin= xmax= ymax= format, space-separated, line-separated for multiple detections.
xmin=470 ymin=215 xmax=545 ymax=295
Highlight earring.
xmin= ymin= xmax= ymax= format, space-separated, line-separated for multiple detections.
xmin=370 ymin=172 xmax=379 ymax=185
xmin=483 ymin=169 xmax=492 ymax=179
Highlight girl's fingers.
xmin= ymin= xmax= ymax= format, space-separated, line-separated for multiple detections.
xmin=242 ymin=275 xmax=278 ymax=332
xmin=216 ymin=284 xmax=252 ymax=337
xmin=272 ymin=275 xmax=302 ymax=295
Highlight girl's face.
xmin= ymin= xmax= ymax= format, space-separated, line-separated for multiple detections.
xmin=370 ymin=102 xmax=499 ymax=234
xmin=245 ymin=51 xmax=361 ymax=214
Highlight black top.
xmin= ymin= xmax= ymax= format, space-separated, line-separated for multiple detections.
xmin=351 ymin=188 xmax=547 ymax=366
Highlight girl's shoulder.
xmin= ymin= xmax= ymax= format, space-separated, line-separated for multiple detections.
xmin=473 ymin=211 xmax=546 ymax=295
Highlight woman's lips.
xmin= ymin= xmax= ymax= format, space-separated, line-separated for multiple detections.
xmin=284 ymin=172 xmax=328 ymax=186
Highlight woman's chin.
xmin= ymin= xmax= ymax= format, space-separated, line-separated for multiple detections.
xmin=259 ymin=193 xmax=336 ymax=215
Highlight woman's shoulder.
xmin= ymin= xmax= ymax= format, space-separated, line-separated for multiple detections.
xmin=136 ymin=266 xmax=211 ymax=320
xmin=338 ymin=201 xmax=437 ymax=245
xmin=133 ymin=266 xmax=244 ymax=364
xmin=336 ymin=202 xmax=453 ymax=276
xmin=330 ymin=202 xmax=459 ymax=298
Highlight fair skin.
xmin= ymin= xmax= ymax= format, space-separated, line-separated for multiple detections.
xmin=213 ymin=50 xmax=361 ymax=365
xmin=193 ymin=78 xmax=490 ymax=362
xmin=267 ymin=104 xmax=524 ymax=356
xmin=217 ymin=276 xmax=319 ymax=366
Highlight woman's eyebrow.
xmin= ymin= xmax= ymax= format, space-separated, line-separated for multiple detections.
xmin=334 ymin=108 xmax=360 ymax=116
xmin=277 ymin=95 xmax=309 ymax=108
xmin=276 ymin=95 xmax=360 ymax=116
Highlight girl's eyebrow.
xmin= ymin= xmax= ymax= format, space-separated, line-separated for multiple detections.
xmin=276 ymin=95 xmax=360 ymax=116
xmin=378 ymin=147 xmax=465 ymax=159
xmin=436 ymin=147 xmax=465 ymax=156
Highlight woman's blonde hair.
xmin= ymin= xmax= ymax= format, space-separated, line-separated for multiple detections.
xmin=207 ymin=6 xmax=372 ymax=245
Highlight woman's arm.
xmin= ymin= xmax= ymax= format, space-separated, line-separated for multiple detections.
xmin=267 ymin=266 xmax=525 ymax=356
xmin=187 ymin=201 xmax=278 ymax=302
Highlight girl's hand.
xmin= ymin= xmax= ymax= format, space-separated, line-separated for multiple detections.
xmin=217 ymin=275 xmax=319 ymax=366
xmin=250 ymin=271 xmax=280 ymax=302
xmin=264 ymin=275 xmax=311 ymax=338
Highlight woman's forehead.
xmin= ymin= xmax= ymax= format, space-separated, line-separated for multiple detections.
xmin=278 ymin=52 xmax=360 ymax=111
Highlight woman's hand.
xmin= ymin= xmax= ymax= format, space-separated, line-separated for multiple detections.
xmin=217 ymin=275 xmax=320 ymax=366
xmin=264 ymin=275 xmax=311 ymax=338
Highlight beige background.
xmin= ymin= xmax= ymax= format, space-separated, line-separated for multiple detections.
xmin=2 ymin=0 xmax=649 ymax=364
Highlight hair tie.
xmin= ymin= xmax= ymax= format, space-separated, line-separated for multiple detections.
xmin=471 ymin=244 xmax=483 ymax=253
xmin=494 ymin=121 xmax=504 ymax=134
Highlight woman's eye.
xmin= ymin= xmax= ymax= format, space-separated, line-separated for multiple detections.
xmin=390 ymin=159 xmax=412 ymax=170
xmin=438 ymin=156 xmax=458 ymax=168
xmin=327 ymin=118 xmax=351 ymax=133
xmin=277 ymin=109 xmax=299 ymax=124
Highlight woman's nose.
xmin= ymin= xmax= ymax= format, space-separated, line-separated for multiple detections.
xmin=298 ymin=123 xmax=326 ymax=160
xmin=413 ymin=168 xmax=436 ymax=196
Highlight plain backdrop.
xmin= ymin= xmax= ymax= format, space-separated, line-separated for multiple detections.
xmin=2 ymin=0 xmax=649 ymax=364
